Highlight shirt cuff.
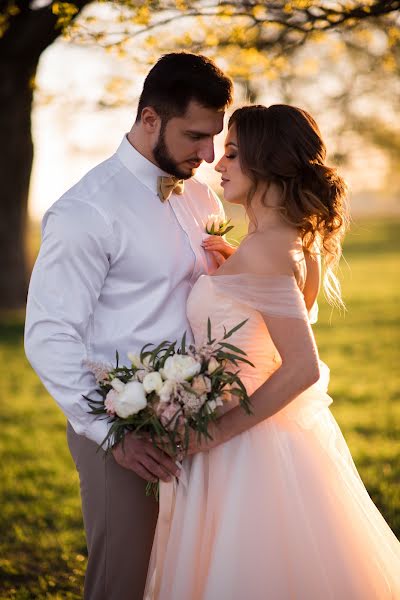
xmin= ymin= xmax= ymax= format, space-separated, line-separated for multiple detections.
xmin=83 ymin=417 xmax=113 ymax=451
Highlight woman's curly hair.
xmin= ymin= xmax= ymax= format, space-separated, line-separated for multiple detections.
xmin=229 ymin=104 xmax=349 ymax=307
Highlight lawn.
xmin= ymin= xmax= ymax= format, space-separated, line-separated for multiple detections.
xmin=0 ymin=217 xmax=399 ymax=598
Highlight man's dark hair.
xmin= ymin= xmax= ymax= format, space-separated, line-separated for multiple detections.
xmin=135 ymin=52 xmax=233 ymax=123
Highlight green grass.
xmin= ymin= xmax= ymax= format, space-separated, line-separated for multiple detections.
xmin=0 ymin=218 xmax=399 ymax=598
xmin=314 ymin=219 xmax=400 ymax=533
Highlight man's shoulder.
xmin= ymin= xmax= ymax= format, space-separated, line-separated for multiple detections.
xmin=65 ymin=154 xmax=124 ymax=203
xmin=43 ymin=154 xmax=124 ymax=223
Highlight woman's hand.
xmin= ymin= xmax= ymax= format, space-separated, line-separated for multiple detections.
xmin=202 ymin=235 xmax=237 ymax=260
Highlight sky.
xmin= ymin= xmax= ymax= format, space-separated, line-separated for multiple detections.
xmin=29 ymin=37 xmax=393 ymax=222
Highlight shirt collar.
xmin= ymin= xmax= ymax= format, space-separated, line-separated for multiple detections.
xmin=116 ymin=134 xmax=170 ymax=195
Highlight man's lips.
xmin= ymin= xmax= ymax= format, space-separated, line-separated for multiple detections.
xmin=187 ymin=160 xmax=202 ymax=168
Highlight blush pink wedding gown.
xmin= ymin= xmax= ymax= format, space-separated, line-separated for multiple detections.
xmin=144 ymin=273 xmax=400 ymax=600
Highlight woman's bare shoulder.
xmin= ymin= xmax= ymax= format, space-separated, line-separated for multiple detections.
xmin=224 ymin=226 xmax=300 ymax=276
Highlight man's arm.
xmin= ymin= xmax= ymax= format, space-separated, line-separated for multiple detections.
xmin=25 ymin=196 xmax=181 ymax=481
xmin=25 ymin=197 xmax=113 ymax=446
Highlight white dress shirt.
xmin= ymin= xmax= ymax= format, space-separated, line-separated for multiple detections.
xmin=25 ymin=135 xmax=225 ymax=446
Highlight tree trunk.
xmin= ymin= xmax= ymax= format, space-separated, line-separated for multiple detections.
xmin=0 ymin=0 xmax=92 ymax=310
xmin=0 ymin=59 xmax=36 ymax=309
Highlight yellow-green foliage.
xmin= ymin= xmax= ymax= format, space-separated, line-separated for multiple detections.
xmin=0 ymin=217 xmax=399 ymax=598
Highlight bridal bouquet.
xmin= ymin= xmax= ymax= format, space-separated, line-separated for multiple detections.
xmin=84 ymin=319 xmax=253 ymax=495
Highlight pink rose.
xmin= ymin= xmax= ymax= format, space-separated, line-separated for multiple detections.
xmin=105 ymin=389 xmax=118 ymax=415
xmin=84 ymin=360 xmax=111 ymax=383
xmin=160 ymin=403 xmax=185 ymax=431
xmin=191 ymin=374 xmax=212 ymax=395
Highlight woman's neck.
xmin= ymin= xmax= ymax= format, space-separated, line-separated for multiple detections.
xmin=246 ymin=184 xmax=285 ymax=233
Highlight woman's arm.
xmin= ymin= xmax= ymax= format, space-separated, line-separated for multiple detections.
xmin=303 ymin=249 xmax=321 ymax=312
xmin=186 ymin=313 xmax=320 ymax=454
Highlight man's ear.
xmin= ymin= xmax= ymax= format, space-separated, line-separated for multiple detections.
xmin=140 ymin=107 xmax=161 ymax=133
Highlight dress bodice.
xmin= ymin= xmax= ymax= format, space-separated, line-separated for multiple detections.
xmin=186 ymin=274 xmax=331 ymax=425
xmin=187 ymin=275 xmax=281 ymax=394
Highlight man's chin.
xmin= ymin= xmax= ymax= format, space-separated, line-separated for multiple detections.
xmin=177 ymin=167 xmax=197 ymax=180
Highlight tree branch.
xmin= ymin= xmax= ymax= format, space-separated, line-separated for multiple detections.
xmin=0 ymin=0 xmax=91 ymax=63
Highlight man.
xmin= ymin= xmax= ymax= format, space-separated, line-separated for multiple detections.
xmin=25 ymin=52 xmax=233 ymax=599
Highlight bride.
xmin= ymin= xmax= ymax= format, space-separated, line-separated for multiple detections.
xmin=144 ymin=104 xmax=400 ymax=599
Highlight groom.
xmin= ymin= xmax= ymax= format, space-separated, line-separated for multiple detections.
xmin=25 ymin=52 xmax=233 ymax=599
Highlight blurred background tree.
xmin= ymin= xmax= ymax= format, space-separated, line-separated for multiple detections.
xmin=0 ymin=0 xmax=399 ymax=309
xmin=0 ymin=0 xmax=91 ymax=310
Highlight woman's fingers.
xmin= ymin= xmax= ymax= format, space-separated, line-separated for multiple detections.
xmin=202 ymin=236 xmax=236 ymax=259
xmin=202 ymin=238 xmax=224 ymax=249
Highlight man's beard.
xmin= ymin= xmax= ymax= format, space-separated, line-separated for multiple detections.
xmin=153 ymin=123 xmax=194 ymax=180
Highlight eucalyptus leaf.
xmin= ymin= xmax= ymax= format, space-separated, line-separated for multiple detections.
xmin=223 ymin=319 xmax=249 ymax=339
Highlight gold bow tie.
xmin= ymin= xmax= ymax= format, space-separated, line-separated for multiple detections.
xmin=157 ymin=176 xmax=185 ymax=202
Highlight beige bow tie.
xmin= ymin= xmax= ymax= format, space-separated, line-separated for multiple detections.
xmin=157 ymin=176 xmax=185 ymax=202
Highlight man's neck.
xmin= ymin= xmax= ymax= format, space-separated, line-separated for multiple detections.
xmin=127 ymin=128 xmax=159 ymax=168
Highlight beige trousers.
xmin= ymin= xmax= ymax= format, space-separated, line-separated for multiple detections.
xmin=67 ymin=422 xmax=158 ymax=600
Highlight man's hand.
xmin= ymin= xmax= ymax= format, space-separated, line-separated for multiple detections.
xmin=112 ymin=433 xmax=181 ymax=483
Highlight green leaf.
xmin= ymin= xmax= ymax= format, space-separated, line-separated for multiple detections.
xmin=158 ymin=341 xmax=177 ymax=368
xmin=181 ymin=331 xmax=187 ymax=354
xmin=240 ymin=398 xmax=254 ymax=415
xmin=140 ymin=343 xmax=155 ymax=363
xmin=223 ymin=319 xmax=248 ymax=339
xmin=218 ymin=351 xmax=255 ymax=367
xmin=219 ymin=341 xmax=247 ymax=355
xmin=150 ymin=339 xmax=174 ymax=363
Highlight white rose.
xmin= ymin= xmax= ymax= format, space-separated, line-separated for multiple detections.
xmin=142 ymin=355 xmax=152 ymax=368
xmin=159 ymin=380 xmax=176 ymax=403
xmin=207 ymin=357 xmax=220 ymax=374
xmin=143 ymin=371 xmax=163 ymax=394
xmin=162 ymin=355 xmax=201 ymax=382
xmin=205 ymin=214 xmax=222 ymax=234
xmin=113 ymin=381 xmax=147 ymax=418
xmin=127 ymin=352 xmax=152 ymax=369
xmin=191 ymin=374 xmax=212 ymax=395
xmin=110 ymin=377 xmax=125 ymax=393
xmin=127 ymin=352 xmax=142 ymax=369
xmin=207 ymin=397 xmax=224 ymax=412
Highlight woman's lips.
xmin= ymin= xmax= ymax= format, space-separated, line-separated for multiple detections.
xmin=221 ymin=178 xmax=229 ymax=186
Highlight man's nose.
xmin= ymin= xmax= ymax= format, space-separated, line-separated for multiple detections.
xmin=198 ymin=139 xmax=215 ymax=164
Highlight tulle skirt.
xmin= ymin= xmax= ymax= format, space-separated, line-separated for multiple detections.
xmin=144 ymin=368 xmax=400 ymax=600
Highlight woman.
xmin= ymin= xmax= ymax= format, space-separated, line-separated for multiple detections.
xmin=144 ymin=105 xmax=400 ymax=599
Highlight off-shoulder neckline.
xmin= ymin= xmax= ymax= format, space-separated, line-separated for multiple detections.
xmin=200 ymin=273 xmax=297 ymax=280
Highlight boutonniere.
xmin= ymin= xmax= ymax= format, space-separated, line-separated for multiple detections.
xmin=205 ymin=214 xmax=234 ymax=236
